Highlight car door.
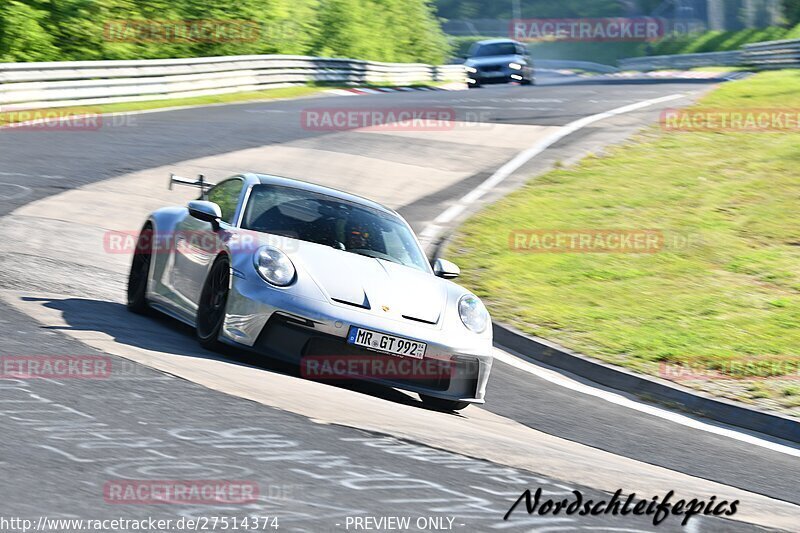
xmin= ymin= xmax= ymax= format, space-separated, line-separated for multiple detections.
xmin=168 ymin=177 xmax=245 ymax=319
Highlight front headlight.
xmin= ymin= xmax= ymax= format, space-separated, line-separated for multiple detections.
xmin=465 ymin=66 xmax=477 ymax=73
xmin=254 ymin=246 xmax=295 ymax=286
xmin=509 ymin=62 xmax=523 ymax=70
xmin=458 ymin=294 xmax=489 ymax=333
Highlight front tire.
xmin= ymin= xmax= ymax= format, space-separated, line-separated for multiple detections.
xmin=196 ymin=255 xmax=231 ymax=350
xmin=127 ymin=223 xmax=153 ymax=314
xmin=420 ymin=394 xmax=471 ymax=412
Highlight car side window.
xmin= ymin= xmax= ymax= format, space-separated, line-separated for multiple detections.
xmin=206 ymin=178 xmax=244 ymax=224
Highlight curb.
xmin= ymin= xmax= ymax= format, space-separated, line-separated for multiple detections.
xmin=493 ymin=322 xmax=800 ymax=444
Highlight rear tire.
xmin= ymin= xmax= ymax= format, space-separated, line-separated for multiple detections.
xmin=127 ymin=223 xmax=154 ymax=314
xmin=196 ymin=255 xmax=231 ymax=350
xmin=420 ymin=394 xmax=471 ymax=412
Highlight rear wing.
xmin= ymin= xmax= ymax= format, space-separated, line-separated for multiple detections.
xmin=168 ymin=173 xmax=216 ymax=198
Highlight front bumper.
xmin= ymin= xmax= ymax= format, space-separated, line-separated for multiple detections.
xmin=252 ymin=314 xmax=491 ymax=402
xmin=469 ymin=73 xmax=514 ymax=85
xmin=220 ymin=272 xmax=493 ymax=403
xmin=467 ymin=66 xmax=531 ymax=86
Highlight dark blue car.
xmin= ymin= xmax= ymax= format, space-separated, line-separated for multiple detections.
xmin=464 ymin=38 xmax=534 ymax=88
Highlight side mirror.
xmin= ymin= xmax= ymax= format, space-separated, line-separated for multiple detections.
xmin=188 ymin=200 xmax=222 ymax=226
xmin=433 ymin=258 xmax=460 ymax=279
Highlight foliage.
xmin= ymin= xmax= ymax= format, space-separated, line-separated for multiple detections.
xmin=649 ymin=24 xmax=800 ymax=56
xmin=434 ymin=0 xmax=628 ymax=20
xmin=785 ymin=0 xmax=800 ymax=25
xmin=0 ymin=1 xmax=60 ymax=61
xmin=435 ymin=0 xmax=798 ymax=24
xmin=0 ymin=0 xmax=450 ymax=63
xmin=438 ymin=2 xmax=800 ymax=65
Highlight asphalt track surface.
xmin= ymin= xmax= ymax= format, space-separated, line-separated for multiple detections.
xmin=0 ymin=76 xmax=797 ymax=532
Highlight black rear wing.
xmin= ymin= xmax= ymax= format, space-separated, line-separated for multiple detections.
xmin=168 ymin=173 xmax=216 ymax=198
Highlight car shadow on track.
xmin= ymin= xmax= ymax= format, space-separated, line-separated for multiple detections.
xmin=25 ymin=296 xmax=466 ymax=416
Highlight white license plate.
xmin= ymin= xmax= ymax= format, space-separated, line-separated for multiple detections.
xmin=483 ymin=71 xmax=505 ymax=77
xmin=347 ymin=327 xmax=427 ymax=359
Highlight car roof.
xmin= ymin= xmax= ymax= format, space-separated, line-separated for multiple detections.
xmin=473 ymin=38 xmax=522 ymax=46
xmin=240 ymin=173 xmax=397 ymax=216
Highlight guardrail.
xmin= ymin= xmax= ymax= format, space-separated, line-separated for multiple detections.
xmin=0 ymin=55 xmax=465 ymax=111
xmin=532 ymin=59 xmax=619 ymax=74
xmin=618 ymin=51 xmax=741 ymax=71
xmin=741 ymin=38 xmax=800 ymax=69
xmin=618 ymin=37 xmax=800 ymax=72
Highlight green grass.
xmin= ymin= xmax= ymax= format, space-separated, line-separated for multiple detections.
xmin=448 ymin=71 xmax=800 ymax=405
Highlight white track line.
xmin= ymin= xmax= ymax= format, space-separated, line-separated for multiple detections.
xmin=419 ymin=93 xmax=686 ymax=244
xmin=492 ymin=349 xmax=800 ymax=458
xmin=0 ymin=183 xmax=32 ymax=200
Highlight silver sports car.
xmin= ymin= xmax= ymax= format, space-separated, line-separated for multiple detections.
xmin=127 ymin=173 xmax=493 ymax=411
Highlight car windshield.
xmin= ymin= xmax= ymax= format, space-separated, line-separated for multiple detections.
xmin=470 ymin=43 xmax=517 ymax=57
xmin=242 ymin=184 xmax=430 ymax=273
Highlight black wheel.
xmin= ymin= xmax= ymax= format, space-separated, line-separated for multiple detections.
xmin=196 ymin=255 xmax=230 ymax=350
xmin=419 ymin=394 xmax=471 ymax=412
xmin=127 ymin=223 xmax=154 ymax=314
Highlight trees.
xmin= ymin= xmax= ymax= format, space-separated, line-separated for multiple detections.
xmin=311 ymin=0 xmax=448 ymax=63
xmin=0 ymin=0 xmax=450 ymax=63
xmin=0 ymin=1 xmax=59 ymax=61
xmin=785 ymin=0 xmax=800 ymax=25
xmin=433 ymin=0 xmax=630 ymax=19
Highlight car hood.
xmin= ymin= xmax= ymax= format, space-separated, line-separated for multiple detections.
xmin=294 ymin=243 xmax=445 ymax=325
xmin=466 ymin=54 xmax=521 ymax=67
